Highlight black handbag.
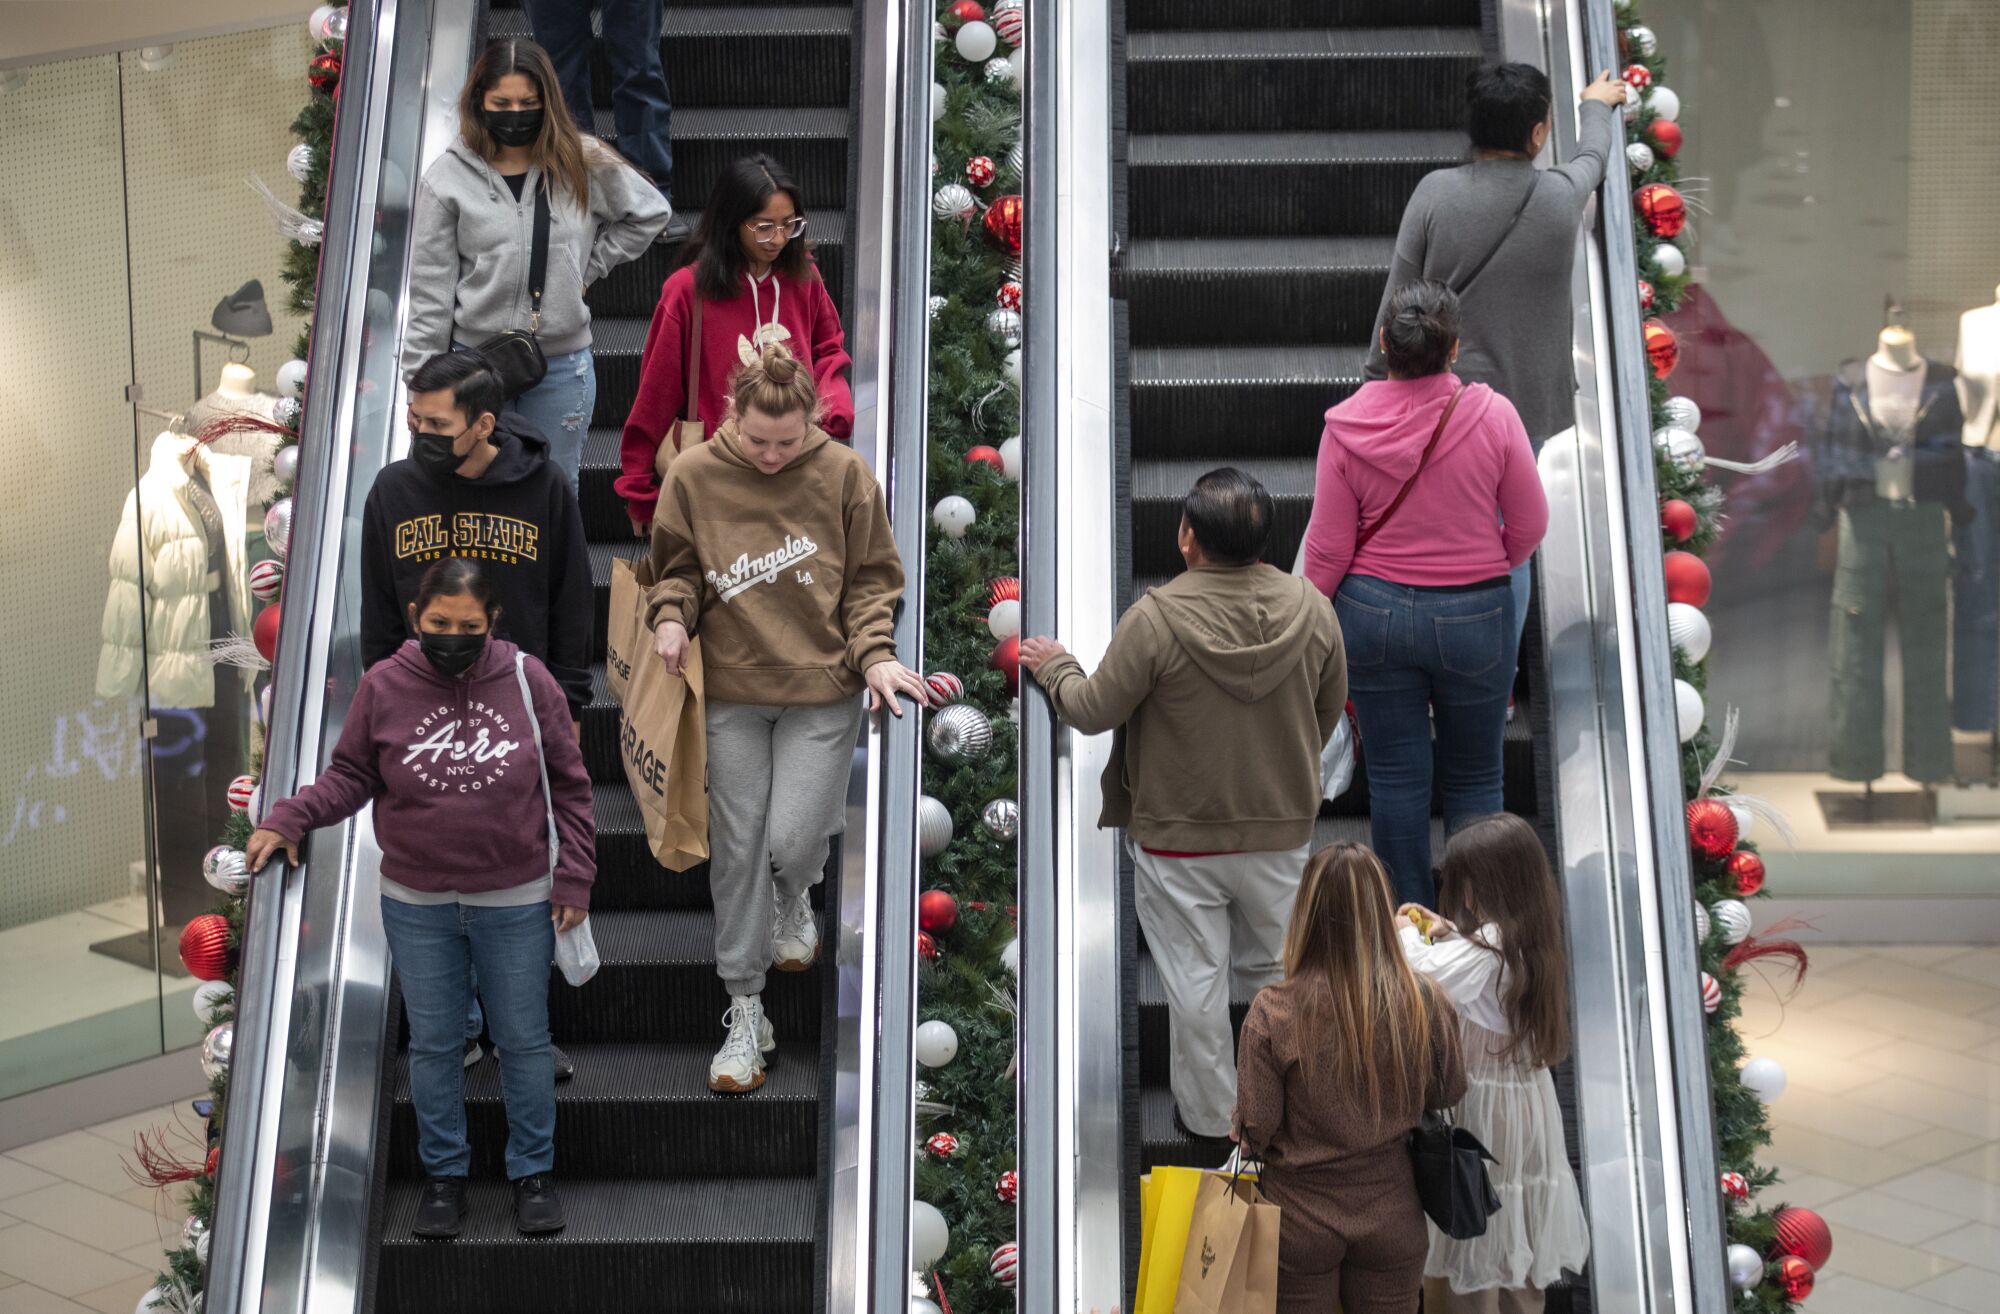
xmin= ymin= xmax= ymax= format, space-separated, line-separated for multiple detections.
xmin=475 ymin=177 xmax=551 ymax=399
xmin=1408 ymin=992 xmax=1502 ymax=1239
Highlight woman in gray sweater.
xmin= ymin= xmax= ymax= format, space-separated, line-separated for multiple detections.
xmin=405 ymin=39 xmax=671 ymax=489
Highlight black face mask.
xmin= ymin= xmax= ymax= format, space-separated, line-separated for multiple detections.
xmin=483 ymin=108 xmax=544 ymax=148
xmin=419 ymin=630 xmax=487 ymax=677
xmin=413 ymin=432 xmax=467 ymax=481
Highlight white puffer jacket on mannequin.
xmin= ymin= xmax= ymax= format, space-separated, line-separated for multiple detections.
xmin=96 ymin=433 xmax=252 ymax=709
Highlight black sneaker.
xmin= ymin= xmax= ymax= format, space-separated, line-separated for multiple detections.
xmin=463 ymin=1038 xmax=484 ymax=1068
xmin=513 ymin=1173 xmax=567 ymax=1235
xmin=412 ymin=1176 xmax=467 ymax=1239
xmin=551 ymin=1043 xmax=575 ymax=1084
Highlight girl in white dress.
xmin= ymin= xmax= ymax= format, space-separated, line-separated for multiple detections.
xmin=1397 ymin=812 xmax=1589 ymax=1314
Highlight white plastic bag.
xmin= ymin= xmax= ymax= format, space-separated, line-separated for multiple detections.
xmin=554 ymin=917 xmax=600 ymax=987
xmin=1321 ymin=712 xmax=1357 ymax=801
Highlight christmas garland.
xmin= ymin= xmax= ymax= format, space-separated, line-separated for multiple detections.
xmin=1615 ymin=2 xmax=1830 ymax=1305
xmin=128 ymin=7 xmax=346 ymax=1310
xmin=909 ymin=3 xmax=1026 ymax=1309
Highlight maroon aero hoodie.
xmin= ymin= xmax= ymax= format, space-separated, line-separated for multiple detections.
xmin=260 ymin=638 xmax=596 ymax=909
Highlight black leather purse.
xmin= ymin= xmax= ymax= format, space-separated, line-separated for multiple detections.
xmin=1408 ymin=989 xmax=1502 ymax=1240
xmin=475 ymin=177 xmax=551 ymax=399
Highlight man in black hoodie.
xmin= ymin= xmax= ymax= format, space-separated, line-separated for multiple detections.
xmin=360 ymin=349 xmax=591 ymax=1081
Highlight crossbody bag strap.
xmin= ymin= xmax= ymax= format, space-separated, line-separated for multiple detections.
xmin=1453 ymin=171 xmax=1539 ymax=297
xmin=527 ymin=178 xmax=551 ymax=333
xmin=1355 ymin=384 xmax=1468 ymax=553
xmin=513 ymin=653 xmax=560 ymax=878
xmin=683 ymin=292 xmax=704 ymax=427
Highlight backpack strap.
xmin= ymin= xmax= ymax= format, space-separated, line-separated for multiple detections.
xmin=513 ymin=653 xmax=560 ymax=878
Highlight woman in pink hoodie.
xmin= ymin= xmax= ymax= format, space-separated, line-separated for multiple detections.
xmin=1300 ymin=281 xmax=1547 ymax=906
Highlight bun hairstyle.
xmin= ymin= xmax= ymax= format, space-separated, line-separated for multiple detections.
xmin=730 ymin=343 xmax=823 ymax=424
xmin=1381 ymin=279 xmax=1462 ymax=379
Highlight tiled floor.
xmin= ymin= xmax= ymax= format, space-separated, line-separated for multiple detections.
xmin=0 ymin=947 xmax=1995 ymax=1310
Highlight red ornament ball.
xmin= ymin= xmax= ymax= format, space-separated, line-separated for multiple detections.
xmin=205 ymin=1146 xmax=221 ymax=1178
xmin=1635 ymin=183 xmax=1687 ymax=239
xmin=1622 ymin=63 xmax=1653 ymax=90
xmin=942 ymin=0 xmax=985 ymax=31
xmin=1727 ymin=850 xmax=1766 ymax=897
xmin=1773 ymin=1206 xmax=1833 ymax=1270
xmin=253 ymin=602 xmax=283 ymax=663
xmin=966 ymin=154 xmax=997 ymax=188
xmin=180 ymin=914 xmax=235 ymax=981
xmin=308 ymin=49 xmax=342 ymax=94
xmin=996 ymin=1169 xmax=1018 ymax=1203
xmin=997 ymin=280 xmax=1023 ymax=312
xmin=926 ymin=1131 xmax=959 ymax=1159
xmin=983 ymin=194 xmax=1024 ymax=255
xmin=918 ymin=930 xmax=938 ymax=960
xmin=1720 ymin=1170 xmax=1749 ymax=1201
xmin=965 ymin=445 xmax=1005 ymax=471
xmin=1647 ymin=119 xmax=1684 ymax=158
xmin=1776 ymin=1255 xmax=1815 ymax=1301
xmin=1661 ymin=499 xmax=1697 ymax=542
xmin=1638 ymin=278 xmax=1655 ymax=311
xmin=991 ymin=634 xmax=1020 ymax=695
xmin=1663 ymin=549 xmax=1711 ymax=606
xmin=919 ymin=889 xmax=959 ymax=933
xmin=989 ymin=575 xmax=1021 ymax=607
xmin=1687 ymin=799 xmax=1740 ymax=861
xmin=1643 ymin=318 xmax=1680 ymax=380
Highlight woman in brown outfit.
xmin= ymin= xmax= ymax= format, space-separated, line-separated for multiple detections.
xmin=1233 ymin=842 xmax=1469 ymax=1313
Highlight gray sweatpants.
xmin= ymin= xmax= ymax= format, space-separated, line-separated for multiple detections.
xmin=706 ymin=697 xmax=864 ymax=997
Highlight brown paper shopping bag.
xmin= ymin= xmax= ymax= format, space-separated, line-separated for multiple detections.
xmin=613 ymin=575 xmax=709 ymax=872
xmin=1174 ymin=1170 xmax=1279 ymax=1314
xmin=604 ymin=556 xmax=651 ymax=706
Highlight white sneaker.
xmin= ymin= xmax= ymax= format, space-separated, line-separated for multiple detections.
xmin=771 ymin=891 xmax=820 ymax=971
xmin=709 ymin=994 xmax=774 ymax=1092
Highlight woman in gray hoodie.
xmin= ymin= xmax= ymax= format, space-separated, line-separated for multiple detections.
xmin=405 ymin=39 xmax=671 ymax=489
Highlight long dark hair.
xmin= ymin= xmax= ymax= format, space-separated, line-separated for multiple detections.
xmin=1435 ymin=813 xmax=1572 ymax=1068
xmin=1283 ymin=843 xmax=1437 ymax=1122
xmin=458 ymin=39 xmax=596 ymax=208
xmin=682 ymin=154 xmax=814 ymax=300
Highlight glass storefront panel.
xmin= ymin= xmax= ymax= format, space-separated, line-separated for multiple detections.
xmin=0 ymin=25 xmax=312 ymax=1098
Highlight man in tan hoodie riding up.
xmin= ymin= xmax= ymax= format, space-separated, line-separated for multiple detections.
xmin=1019 ymin=467 xmax=1347 ymax=1147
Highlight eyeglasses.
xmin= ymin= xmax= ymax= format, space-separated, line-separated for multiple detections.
xmin=745 ymin=216 xmax=809 ymax=240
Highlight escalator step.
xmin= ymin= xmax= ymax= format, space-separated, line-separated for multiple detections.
xmin=386 ymin=1042 xmax=820 ymax=1180
xmin=1130 ymin=130 xmax=1464 ymax=238
xmin=1129 ymin=344 xmax=1367 ymax=463
xmin=1131 ymin=455 xmax=1318 ymax=574
xmin=585 ymin=210 xmax=849 ymax=320
xmin=580 ymin=428 xmax=641 ymax=543
xmin=592 ymin=106 xmax=850 ymax=213
xmin=1128 ymin=0 xmax=1480 ymax=30
xmin=1122 ymin=237 xmax=1392 ymax=354
xmin=1128 ymin=28 xmax=1481 ymax=133
xmin=587 ymin=317 xmax=657 ymax=430
xmin=376 ymin=1177 xmax=815 ymax=1314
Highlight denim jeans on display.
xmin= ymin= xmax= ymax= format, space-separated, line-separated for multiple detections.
xmin=1954 ymin=448 xmax=2000 ymax=733
xmin=1336 ymin=574 xmax=1516 ymax=907
xmin=379 ymin=897 xmax=556 ymax=1181
xmin=505 ymin=346 xmax=596 ymax=494
xmin=524 ymin=0 xmax=674 ymax=192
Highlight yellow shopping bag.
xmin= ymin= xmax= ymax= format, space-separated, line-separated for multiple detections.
xmin=1135 ymin=1166 xmax=1206 ymax=1314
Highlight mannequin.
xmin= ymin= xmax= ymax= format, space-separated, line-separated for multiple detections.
xmin=187 ymin=361 xmax=285 ymax=513
xmin=1952 ymin=288 xmax=2000 ymax=739
xmin=1814 ymin=328 xmax=1963 ymax=788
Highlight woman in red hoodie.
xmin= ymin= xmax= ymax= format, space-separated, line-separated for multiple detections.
xmin=244 ymin=558 xmax=595 ymax=1242
xmin=1299 ymin=281 xmax=1547 ymax=908
xmin=615 ymin=153 xmax=854 ymax=532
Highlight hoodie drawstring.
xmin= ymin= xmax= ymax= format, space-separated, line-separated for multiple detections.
xmin=746 ymin=270 xmax=781 ymax=355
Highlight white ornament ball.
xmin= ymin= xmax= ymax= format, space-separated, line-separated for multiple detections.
xmin=1666 ymin=602 xmax=1711 ymax=663
xmin=932 ymin=495 xmax=976 ymax=539
xmin=1727 ymin=798 xmax=1754 ymax=841
xmin=273 ymin=444 xmax=300 ymax=485
xmin=323 ymin=8 xmax=347 ymax=40
xmin=1661 ymin=396 xmax=1703 ymax=433
xmin=1000 ymin=937 xmax=1019 ymax=975
xmin=1693 ymin=901 xmax=1710 ymax=942
xmin=929 ymin=294 xmax=949 ymax=321
xmin=1009 ymin=46 xmax=1024 ymax=83
xmin=1653 ymin=243 xmax=1686 ymax=278
xmin=998 ymin=435 xmax=1023 ymax=480
xmin=931 ymin=81 xmax=946 ymax=122
xmin=913 ymin=1301 xmax=943 ymax=1314
xmin=984 ymin=57 xmax=1015 ymax=85
xmin=308 ymin=5 xmax=337 ymax=40
xmin=1674 ymin=678 xmax=1704 ymax=742
xmin=276 ymin=358 xmax=309 ymax=399
xmin=1647 ymin=85 xmax=1681 ymax=122
xmin=137 ymin=1287 xmax=175 ymax=1314
xmin=1003 ymin=347 xmax=1022 ymax=385
xmin=200 ymin=1022 xmax=235 ymax=1081
xmin=1627 ymin=24 xmax=1658 ymax=55
xmin=986 ymin=597 xmax=1022 ymax=640
xmin=986 ymin=306 xmax=1023 ymax=348
xmin=193 ymin=978 xmax=234 ymax=1021
xmin=954 ymin=19 xmax=998 ymax=62
xmin=911 ymin=1199 xmax=951 ymax=1266
xmin=1007 ymin=141 xmax=1024 ymax=176
xmin=248 ymin=784 xmax=264 ymax=824
xmin=1658 ymin=427 xmax=1704 ymax=470
xmin=204 ymin=845 xmax=249 ymax=896
xmin=933 ymin=183 xmax=977 ymax=222
xmin=1713 ymin=898 xmax=1753 ymax=945
xmin=196 ymin=1229 xmax=210 ymax=1264
xmin=1727 ymin=1242 xmax=1764 ymax=1290
xmin=1741 ymin=1056 xmax=1787 ymax=1103
xmin=918 ymin=795 xmax=954 ymax=859
xmin=1626 ymin=141 xmax=1655 ymax=174
xmin=259 ymin=682 xmax=274 ymax=727
xmin=915 ymin=1020 xmax=960 ymax=1069
xmin=928 ymin=703 xmax=993 ymax=763
xmin=286 ymin=142 xmax=316 ymax=183
xmin=981 ymin=798 xmax=1018 ymax=841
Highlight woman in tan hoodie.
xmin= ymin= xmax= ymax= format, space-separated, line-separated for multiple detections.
xmin=647 ymin=344 xmax=929 ymax=1091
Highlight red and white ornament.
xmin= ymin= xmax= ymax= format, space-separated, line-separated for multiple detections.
xmin=1720 ymin=1170 xmax=1748 ymax=1201
xmin=925 ymin=671 xmax=966 ymax=704
xmin=1622 ymin=63 xmax=1652 ymax=91
xmin=996 ymin=1169 xmax=1018 ymax=1203
xmin=1638 ymin=278 xmax=1655 ymax=311
xmin=966 ymin=154 xmax=997 ymax=188
xmin=250 ymin=559 xmax=285 ymax=601
xmin=1700 ymin=971 xmax=1722 ymax=1015
xmin=926 ymin=1131 xmax=960 ymax=1159
xmin=991 ymin=0 xmax=1024 ymax=47
xmin=997 ymin=280 xmax=1023 ymax=312
xmin=227 ymin=774 xmax=257 ymax=813
xmin=990 ymin=1241 xmax=1018 ymax=1289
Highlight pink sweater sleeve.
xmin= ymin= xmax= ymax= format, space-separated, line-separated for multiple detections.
xmin=1301 ymin=428 xmax=1360 ymax=598
xmin=1493 ymin=404 xmax=1549 ymax=568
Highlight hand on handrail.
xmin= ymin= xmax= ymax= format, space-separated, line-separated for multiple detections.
xmin=245 ymin=827 xmax=299 ymax=873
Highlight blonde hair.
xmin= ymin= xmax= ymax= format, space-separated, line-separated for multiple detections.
xmin=1283 ymin=843 xmax=1439 ymax=1121
xmin=730 ymin=343 xmax=822 ymax=424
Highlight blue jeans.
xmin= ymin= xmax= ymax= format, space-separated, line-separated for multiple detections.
xmin=1336 ymin=575 xmax=1516 ymax=907
xmin=1955 ymin=449 xmax=2000 ymax=732
xmin=506 ymin=346 xmax=595 ymax=493
xmin=380 ymin=897 xmax=556 ymax=1180
xmin=525 ymin=0 xmax=674 ymax=192
xmin=1508 ymin=558 xmax=1532 ymax=662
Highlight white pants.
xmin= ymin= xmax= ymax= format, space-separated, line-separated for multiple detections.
xmin=1133 ymin=842 xmax=1311 ymax=1137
